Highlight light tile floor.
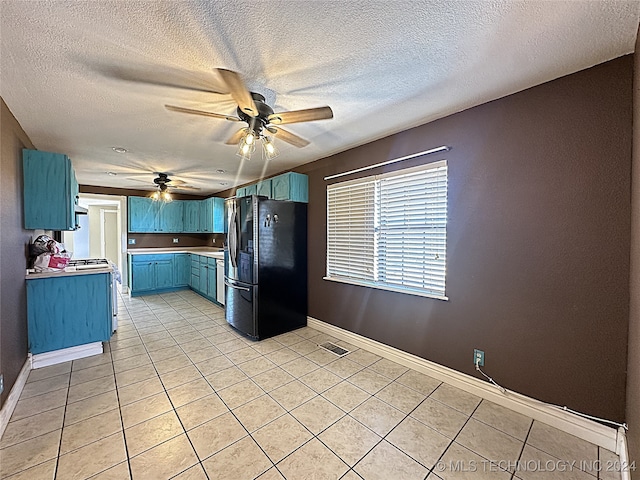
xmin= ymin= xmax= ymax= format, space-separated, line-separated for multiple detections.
xmin=0 ymin=290 xmax=623 ymax=480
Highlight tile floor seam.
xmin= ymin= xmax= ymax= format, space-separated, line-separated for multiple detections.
xmin=511 ymin=421 xmax=534 ymax=480
xmin=109 ymin=343 xmax=135 ymax=480
xmin=51 ymin=362 xmax=73 ymax=480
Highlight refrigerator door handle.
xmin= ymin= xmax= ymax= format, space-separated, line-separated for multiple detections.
xmin=224 ymin=279 xmax=250 ymax=292
xmin=228 ymin=204 xmax=239 ymax=268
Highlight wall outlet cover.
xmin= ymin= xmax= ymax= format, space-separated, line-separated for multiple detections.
xmin=128 ymin=238 xmax=136 ymax=245
xmin=0 ymin=374 xmax=3 ymax=394
xmin=474 ymin=349 xmax=485 ymax=367
xmin=173 ymin=238 xmax=179 ymax=243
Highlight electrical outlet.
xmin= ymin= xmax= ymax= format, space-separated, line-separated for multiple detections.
xmin=0 ymin=374 xmax=3 ymax=394
xmin=474 ymin=349 xmax=485 ymax=367
xmin=128 ymin=238 xmax=136 ymax=245
xmin=173 ymin=238 xmax=179 ymax=244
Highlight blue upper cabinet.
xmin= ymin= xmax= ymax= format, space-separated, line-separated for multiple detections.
xmin=256 ymin=179 xmax=272 ymax=197
xmin=23 ymin=149 xmax=80 ymax=230
xmin=212 ymin=197 xmax=224 ymax=233
xmin=271 ymin=172 xmax=308 ymax=202
xmin=236 ymin=172 xmax=308 ymax=203
xmin=128 ymin=197 xmax=156 ymax=232
xmin=158 ymin=200 xmax=184 ymax=232
xmin=184 ymin=201 xmax=200 ymax=233
xmin=200 ymin=198 xmax=213 ymax=233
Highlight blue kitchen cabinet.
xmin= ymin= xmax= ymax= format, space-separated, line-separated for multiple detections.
xmin=256 ymin=179 xmax=272 ymax=198
xmin=174 ymin=254 xmax=191 ymax=286
xmin=128 ymin=197 xmax=156 ymax=232
xmin=245 ymin=184 xmax=258 ymax=196
xmin=184 ymin=201 xmax=200 ymax=233
xmin=198 ymin=257 xmax=209 ymax=295
xmin=200 ymin=197 xmax=225 ymax=233
xmin=271 ymin=172 xmax=308 ymax=202
xmin=207 ymin=258 xmax=217 ymax=300
xmin=23 ymin=149 xmax=80 ymax=230
xmin=130 ymin=259 xmax=155 ymax=291
xmin=190 ymin=255 xmax=200 ymax=291
xmin=129 ymin=254 xmax=185 ymax=295
xmin=158 ymin=200 xmax=184 ymax=232
xmin=200 ymin=198 xmax=213 ymax=233
xmin=27 ymin=272 xmax=112 ymax=354
xmin=235 ymin=187 xmax=246 ymax=198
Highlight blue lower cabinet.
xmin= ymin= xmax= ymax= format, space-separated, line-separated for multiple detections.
xmin=129 ymin=254 xmax=188 ymax=296
xmin=128 ymin=253 xmax=223 ymax=303
xmin=27 ymin=273 xmax=112 ymax=354
xmin=174 ymin=254 xmax=191 ymax=286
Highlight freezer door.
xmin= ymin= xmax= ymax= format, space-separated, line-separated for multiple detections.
xmin=225 ymin=196 xmax=256 ymax=284
xmin=224 ymin=277 xmax=257 ymax=338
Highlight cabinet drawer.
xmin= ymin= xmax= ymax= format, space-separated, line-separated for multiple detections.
xmin=131 ymin=254 xmax=173 ymax=263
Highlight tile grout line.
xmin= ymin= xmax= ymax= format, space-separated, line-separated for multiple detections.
xmin=510 ymin=420 xmax=534 ymax=480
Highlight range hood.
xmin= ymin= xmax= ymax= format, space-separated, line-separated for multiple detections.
xmin=75 ymin=204 xmax=88 ymax=215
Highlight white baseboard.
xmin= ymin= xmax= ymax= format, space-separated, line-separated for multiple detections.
xmin=31 ymin=342 xmax=103 ymax=369
xmin=0 ymin=359 xmax=31 ymax=440
xmin=307 ymin=316 xmax=620 ymax=453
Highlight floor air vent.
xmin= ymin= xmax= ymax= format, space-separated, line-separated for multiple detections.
xmin=319 ymin=342 xmax=350 ymax=356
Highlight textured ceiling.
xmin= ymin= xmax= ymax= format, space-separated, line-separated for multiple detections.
xmin=1 ymin=1 xmax=638 ymax=195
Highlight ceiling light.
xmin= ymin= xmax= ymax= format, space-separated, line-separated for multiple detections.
xmin=107 ymin=171 xmax=117 ymax=176
xmin=112 ymin=147 xmax=127 ymax=154
xmin=220 ymin=182 xmax=229 ymax=186
xmin=216 ymin=169 xmax=226 ymax=174
xmin=262 ymin=137 xmax=279 ymax=160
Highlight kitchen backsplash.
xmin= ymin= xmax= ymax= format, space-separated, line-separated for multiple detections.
xmin=127 ymin=233 xmax=225 ymax=249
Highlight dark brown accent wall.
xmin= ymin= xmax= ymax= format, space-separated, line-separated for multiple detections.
xmin=297 ymin=56 xmax=633 ymax=422
xmin=128 ymin=233 xmax=224 ymax=249
xmin=626 ymin=30 xmax=640 ymax=468
xmin=0 ymin=98 xmax=36 ymax=407
xmin=80 ymin=185 xmax=224 ymax=249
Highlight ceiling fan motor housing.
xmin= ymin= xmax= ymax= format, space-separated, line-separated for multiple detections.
xmin=237 ymin=92 xmax=274 ymax=134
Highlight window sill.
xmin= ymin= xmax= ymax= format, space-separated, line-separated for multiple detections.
xmin=322 ymin=276 xmax=449 ymax=301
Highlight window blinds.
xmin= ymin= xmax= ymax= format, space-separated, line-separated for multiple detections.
xmin=326 ymin=161 xmax=448 ymax=298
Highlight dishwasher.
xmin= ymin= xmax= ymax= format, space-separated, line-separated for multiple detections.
xmin=216 ymin=259 xmax=225 ymax=305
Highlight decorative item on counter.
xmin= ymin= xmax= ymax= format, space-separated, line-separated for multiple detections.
xmin=30 ymin=235 xmax=71 ymax=272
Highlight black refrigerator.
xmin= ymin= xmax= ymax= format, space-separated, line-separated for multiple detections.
xmin=224 ymin=195 xmax=307 ymax=340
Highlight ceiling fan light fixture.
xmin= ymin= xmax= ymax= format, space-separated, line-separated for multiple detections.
xmin=236 ymin=136 xmax=256 ymax=160
xmin=262 ymin=137 xmax=279 ymax=160
xmin=162 ymin=191 xmax=172 ymax=202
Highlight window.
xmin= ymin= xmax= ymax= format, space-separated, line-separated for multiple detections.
xmin=326 ymin=161 xmax=448 ymax=299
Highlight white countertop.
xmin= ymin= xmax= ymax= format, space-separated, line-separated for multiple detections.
xmin=26 ymin=265 xmax=114 ymax=280
xmin=127 ymin=247 xmax=225 ymax=259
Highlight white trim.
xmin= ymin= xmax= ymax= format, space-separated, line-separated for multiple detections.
xmin=307 ymin=316 xmax=619 ymax=452
xmin=31 ymin=342 xmax=103 ymax=369
xmin=323 ymin=146 xmax=450 ymax=181
xmin=617 ymin=427 xmax=633 ymax=480
xmin=0 ymin=359 xmax=31 ymax=439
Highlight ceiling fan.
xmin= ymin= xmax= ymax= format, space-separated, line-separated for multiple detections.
xmin=145 ymin=172 xmax=199 ymax=201
xmin=165 ymin=68 xmax=333 ymax=160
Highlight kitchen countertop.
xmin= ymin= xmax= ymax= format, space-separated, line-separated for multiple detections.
xmin=26 ymin=265 xmax=114 ymax=280
xmin=127 ymin=247 xmax=225 ymax=260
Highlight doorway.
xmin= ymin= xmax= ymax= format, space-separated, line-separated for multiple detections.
xmin=62 ymin=193 xmax=128 ymax=290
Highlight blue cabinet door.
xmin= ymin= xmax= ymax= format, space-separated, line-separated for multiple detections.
xmin=199 ymin=261 xmax=208 ymax=294
xmin=212 ymin=197 xmax=225 ymax=233
xmin=236 ymin=187 xmax=246 ymax=198
xmin=128 ymin=197 xmax=157 ymax=232
xmin=256 ymin=179 xmax=272 ymax=198
xmin=131 ymin=260 xmax=155 ymax=291
xmin=200 ymin=199 xmax=213 ymax=233
xmin=174 ymin=254 xmax=190 ymax=286
xmin=27 ymin=273 xmax=112 ymax=354
xmin=158 ymin=201 xmax=184 ymax=232
xmin=191 ymin=272 xmax=200 ymax=291
xmin=184 ymin=201 xmax=200 ymax=232
xmin=245 ymin=184 xmax=257 ymax=196
xmin=271 ymin=172 xmax=308 ymax=202
xmin=23 ymin=149 xmax=77 ymax=230
xmin=155 ymin=260 xmax=174 ymax=289
xmin=207 ymin=258 xmax=217 ymax=299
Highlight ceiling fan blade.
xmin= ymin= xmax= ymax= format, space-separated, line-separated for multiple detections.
xmin=270 ymin=127 xmax=310 ymax=148
xmin=226 ymin=128 xmax=248 ymax=145
xmin=165 ymin=104 xmax=240 ymax=121
xmin=216 ymin=69 xmax=258 ymax=117
xmin=267 ymin=106 xmax=333 ymax=125
xmin=168 ymin=185 xmax=201 ymax=191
